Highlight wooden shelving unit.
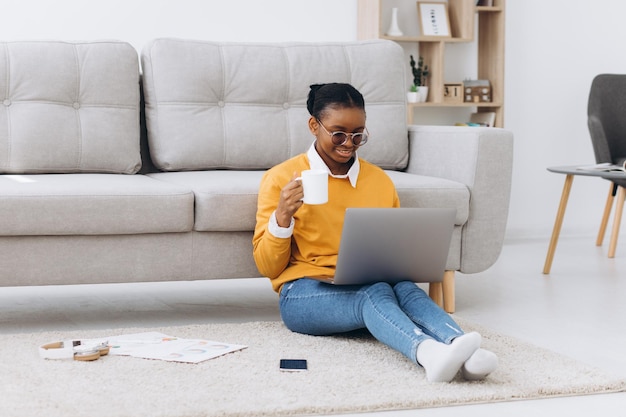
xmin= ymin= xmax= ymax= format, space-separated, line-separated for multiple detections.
xmin=357 ymin=0 xmax=505 ymax=127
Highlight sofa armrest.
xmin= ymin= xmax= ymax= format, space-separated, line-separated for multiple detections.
xmin=407 ymin=125 xmax=514 ymax=273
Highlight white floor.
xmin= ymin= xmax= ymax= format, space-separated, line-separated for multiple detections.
xmin=1 ymin=235 xmax=626 ymax=415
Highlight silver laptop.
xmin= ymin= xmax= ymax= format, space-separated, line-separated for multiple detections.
xmin=316 ymin=208 xmax=455 ymax=285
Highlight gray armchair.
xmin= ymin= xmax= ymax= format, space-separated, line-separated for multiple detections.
xmin=544 ymin=74 xmax=626 ymax=274
xmin=587 ymin=74 xmax=626 ymax=256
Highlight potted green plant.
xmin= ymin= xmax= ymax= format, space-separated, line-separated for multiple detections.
xmin=409 ymin=55 xmax=430 ymax=102
xmin=407 ymin=84 xmax=419 ymax=103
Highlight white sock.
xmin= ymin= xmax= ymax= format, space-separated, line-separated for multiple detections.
xmin=462 ymin=348 xmax=498 ymax=381
xmin=416 ymin=332 xmax=481 ymax=382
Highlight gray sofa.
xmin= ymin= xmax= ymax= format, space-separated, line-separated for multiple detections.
xmin=0 ymin=39 xmax=513 ymax=313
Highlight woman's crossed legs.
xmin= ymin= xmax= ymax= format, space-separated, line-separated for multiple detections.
xmin=279 ymin=278 xmax=497 ymax=382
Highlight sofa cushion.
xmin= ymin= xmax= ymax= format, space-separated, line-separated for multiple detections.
xmin=0 ymin=41 xmax=141 ymax=174
xmin=147 ymin=171 xmax=265 ymax=232
xmin=0 ymin=174 xmax=194 ymax=235
xmin=385 ymin=171 xmax=470 ymax=225
xmin=141 ymin=39 xmax=408 ymax=172
xmin=148 ymin=169 xmax=468 ymax=233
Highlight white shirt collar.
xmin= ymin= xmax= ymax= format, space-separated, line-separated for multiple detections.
xmin=306 ymin=142 xmax=360 ymax=188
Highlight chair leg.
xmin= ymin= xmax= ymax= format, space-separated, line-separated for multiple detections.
xmin=428 ymin=270 xmax=455 ymax=313
xmin=543 ymin=174 xmax=574 ymax=274
xmin=608 ymin=186 xmax=626 ymax=258
xmin=597 ymin=183 xmax=617 ymax=246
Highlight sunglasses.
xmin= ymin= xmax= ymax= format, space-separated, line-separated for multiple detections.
xmin=317 ymin=119 xmax=369 ymax=146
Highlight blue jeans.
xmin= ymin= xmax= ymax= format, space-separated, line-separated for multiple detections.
xmin=279 ymin=278 xmax=464 ymax=364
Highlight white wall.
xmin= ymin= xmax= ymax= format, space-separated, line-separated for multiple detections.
xmin=505 ymin=0 xmax=626 ymax=240
xmin=1 ymin=0 xmax=624 ymax=240
xmin=0 ymin=0 xmax=357 ymax=47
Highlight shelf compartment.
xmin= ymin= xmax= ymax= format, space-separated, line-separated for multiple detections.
xmin=357 ymin=0 xmax=505 ymax=127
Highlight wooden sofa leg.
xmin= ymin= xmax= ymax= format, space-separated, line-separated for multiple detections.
xmin=428 ymin=282 xmax=443 ymax=308
xmin=429 ymin=270 xmax=455 ymax=313
xmin=442 ymin=270 xmax=455 ymax=313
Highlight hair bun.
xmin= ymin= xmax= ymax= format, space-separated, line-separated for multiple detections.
xmin=307 ymin=84 xmax=325 ymax=116
xmin=306 ymin=83 xmax=364 ymax=119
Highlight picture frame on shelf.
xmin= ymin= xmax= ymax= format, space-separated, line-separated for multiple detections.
xmin=417 ymin=2 xmax=451 ymax=38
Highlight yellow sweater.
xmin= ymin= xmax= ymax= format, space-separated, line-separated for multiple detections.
xmin=253 ymin=153 xmax=400 ymax=292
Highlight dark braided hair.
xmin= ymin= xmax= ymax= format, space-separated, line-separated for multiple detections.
xmin=306 ymin=83 xmax=365 ymax=120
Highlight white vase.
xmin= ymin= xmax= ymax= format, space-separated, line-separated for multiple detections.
xmin=386 ymin=8 xmax=403 ymax=37
xmin=407 ymin=91 xmax=419 ymax=103
xmin=419 ymin=86 xmax=429 ymax=102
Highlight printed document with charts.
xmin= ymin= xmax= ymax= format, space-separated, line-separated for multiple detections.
xmin=577 ymin=161 xmax=626 ymax=172
xmin=87 ymin=332 xmax=247 ymax=363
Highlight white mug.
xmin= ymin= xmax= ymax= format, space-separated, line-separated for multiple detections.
xmin=296 ymin=169 xmax=328 ymax=205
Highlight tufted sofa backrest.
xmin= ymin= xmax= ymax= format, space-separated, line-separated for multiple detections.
xmin=141 ymin=39 xmax=409 ymax=172
xmin=0 ymin=41 xmax=141 ymax=174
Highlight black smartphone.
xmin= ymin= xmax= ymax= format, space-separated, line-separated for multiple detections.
xmin=279 ymin=359 xmax=308 ymax=371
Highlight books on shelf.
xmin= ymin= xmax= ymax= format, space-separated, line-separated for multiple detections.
xmin=469 ymin=112 xmax=496 ymax=127
xmin=455 ymin=112 xmax=496 ymax=127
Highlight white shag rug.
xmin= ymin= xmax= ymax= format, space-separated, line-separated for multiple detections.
xmin=1 ymin=318 xmax=624 ymax=417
